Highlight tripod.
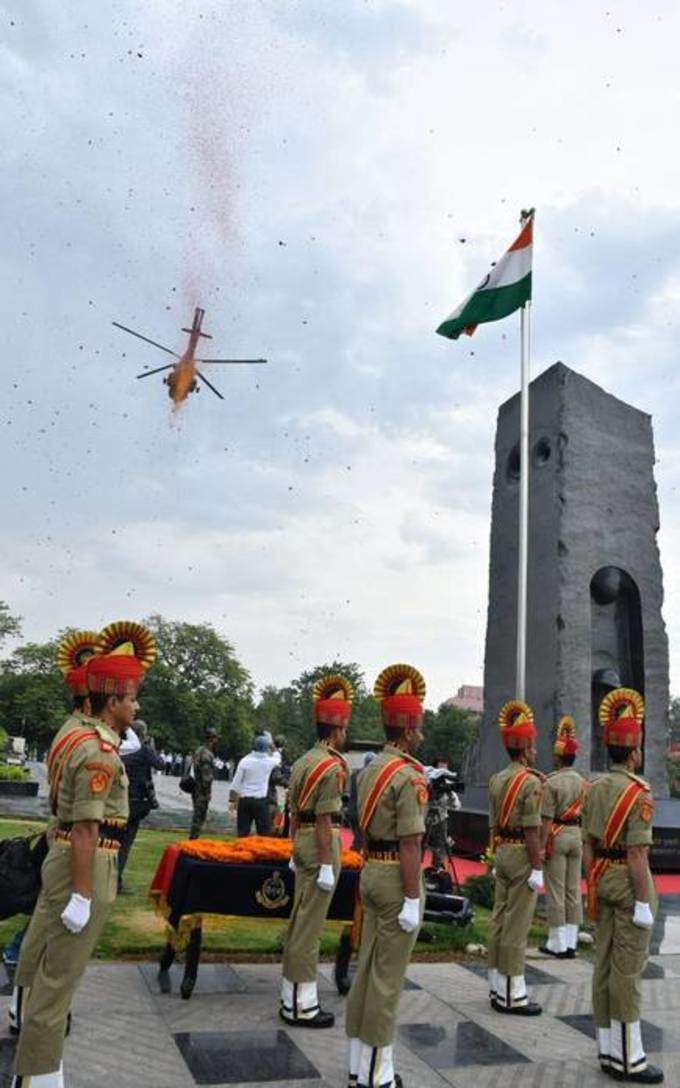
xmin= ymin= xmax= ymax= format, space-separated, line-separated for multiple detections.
xmin=423 ymin=805 xmax=463 ymax=894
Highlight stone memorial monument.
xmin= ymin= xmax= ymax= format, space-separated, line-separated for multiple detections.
xmin=457 ymin=362 xmax=677 ymax=865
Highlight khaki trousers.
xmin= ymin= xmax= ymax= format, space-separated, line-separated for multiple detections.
xmin=488 ymin=844 xmax=536 ymax=977
xmin=544 ymin=830 xmax=583 ymax=928
xmin=345 ymin=862 xmax=424 ymax=1048
xmin=281 ymin=828 xmax=341 ymax=983
xmin=14 ymin=843 xmax=118 ymax=1077
xmin=592 ymin=866 xmax=657 ymax=1027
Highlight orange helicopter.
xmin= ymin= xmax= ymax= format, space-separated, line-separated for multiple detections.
xmin=112 ymin=307 xmax=266 ymax=405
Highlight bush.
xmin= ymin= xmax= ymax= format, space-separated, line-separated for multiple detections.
xmin=0 ymin=727 xmax=7 ymax=753
xmin=0 ymin=764 xmax=28 ymax=782
xmin=462 ymin=872 xmax=494 ymax=910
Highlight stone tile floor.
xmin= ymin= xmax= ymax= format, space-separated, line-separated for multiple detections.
xmin=2 ymin=951 xmax=679 ymax=1088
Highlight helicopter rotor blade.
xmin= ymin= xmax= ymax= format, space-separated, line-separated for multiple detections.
xmin=196 ymin=370 xmax=225 ymax=400
xmin=197 ymin=358 xmax=267 ymax=365
xmin=112 ymin=322 xmax=180 ymax=358
xmin=136 ymin=364 xmax=175 ymax=379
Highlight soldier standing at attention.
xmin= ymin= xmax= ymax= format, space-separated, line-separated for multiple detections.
xmin=189 ymin=726 xmax=219 ymax=839
xmin=583 ymin=688 xmax=661 ymax=1084
xmin=11 ymin=620 xmax=156 ymax=1088
xmin=345 ymin=664 xmax=428 ymax=1088
xmin=487 ymin=700 xmax=544 ymax=1016
xmin=280 ymin=675 xmax=351 ymax=1027
xmin=539 ymin=716 xmax=586 ymax=959
xmin=9 ymin=629 xmax=102 ymax=1037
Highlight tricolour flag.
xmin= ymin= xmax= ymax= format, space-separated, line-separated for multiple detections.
xmin=436 ymin=211 xmax=533 ymax=340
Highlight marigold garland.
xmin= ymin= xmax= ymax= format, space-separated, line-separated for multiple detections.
xmin=177 ymin=835 xmax=364 ymax=870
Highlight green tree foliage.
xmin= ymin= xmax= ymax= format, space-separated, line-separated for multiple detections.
xmin=0 ymin=640 xmax=68 ymax=754
xmin=420 ymin=703 xmax=480 ymax=773
xmin=0 ymin=602 xmax=21 ymax=647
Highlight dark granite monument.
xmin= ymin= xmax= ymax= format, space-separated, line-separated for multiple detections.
xmin=455 ymin=362 xmax=678 ymax=866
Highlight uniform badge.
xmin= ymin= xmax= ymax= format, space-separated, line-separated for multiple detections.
xmin=412 ymin=775 xmax=429 ymax=807
xmin=89 ymin=771 xmax=110 ymax=794
xmin=255 ymin=869 xmax=290 ymax=911
xmin=639 ymin=796 xmax=654 ymax=823
xmin=99 ymin=741 xmax=115 ymax=753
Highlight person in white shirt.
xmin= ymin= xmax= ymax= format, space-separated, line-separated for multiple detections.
xmin=230 ymin=736 xmax=282 ymax=836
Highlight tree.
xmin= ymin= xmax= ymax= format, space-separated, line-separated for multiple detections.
xmin=420 ymin=703 xmax=480 ymax=773
xmin=0 ymin=602 xmax=21 ymax=648
xmin=0 ymin=639 xmax=67 ymax=753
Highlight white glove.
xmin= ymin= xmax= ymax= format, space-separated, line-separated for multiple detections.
xmin=61 ymin=893 xmax=91 ymax=934
xmin=398 ymin=896 xmax=421 ymax=933
xmin=316 ymin=863 xmax=335 ymax=891
xmin=633 ymin=900 xmax=654 ymax=928
xmin=288 ymin=857 xmax=296 ymax=872
xmin=527 ymin=869 xmax=543 ymax=892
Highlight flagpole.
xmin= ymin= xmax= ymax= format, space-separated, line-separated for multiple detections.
xmin=516 ymin=299 xmax=531 ymax=701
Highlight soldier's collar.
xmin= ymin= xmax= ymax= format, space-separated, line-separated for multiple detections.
xmin=93 ymin=720 xmax=122 ymax=749
xmin=315 ymin=740 xmax=344 ymax=759
xmin=383 ymin=743 xmax=424 ymax=770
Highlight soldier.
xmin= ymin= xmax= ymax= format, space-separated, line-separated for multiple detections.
xmin=539 ymin=715 xmax=586 ymax=958
xmin=11 ymin=619 xmax=156 ymax=1088
xmin=346 ymin=664 xmax=428 ymax=1088
xmin=280 ymin=674 xmax=351 ymax=1027
xmin=583 ymin=688 xmax=661 ymax=1084
xmin=487 ymin=700 xmax=544 ymax=1016
xmin=9 ymin=629 xmax=100 ymax=1036
xmin=189 ymin=726 xmax=219 ymax=839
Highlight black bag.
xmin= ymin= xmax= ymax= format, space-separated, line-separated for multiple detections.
xmin=179 ymin=774 xmax=195 ymax=795
xmin=0 ymin=832 xmax=48 ymax=920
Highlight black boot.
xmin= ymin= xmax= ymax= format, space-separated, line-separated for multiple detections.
xmin=610 ymin=1065 xmax=663 ymax=1084
xmin=491 ymin=998 xmax=542 ymax=1016
xmin=538 ymin=945 xmax=570 ymax=959
xmin=279 ymin=1006 xmax=335 ymax=1028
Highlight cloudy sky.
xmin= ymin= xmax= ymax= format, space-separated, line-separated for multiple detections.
xmin=3 ymin=0 xmax=680 ymax=708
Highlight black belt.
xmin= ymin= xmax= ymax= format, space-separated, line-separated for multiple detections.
xmin=554 ymin=817 xmax=581 ymax=827
xmin=297 ymin=812 xmax=342 ymax=826
xmin=595 ymin=846 xmax=626 ymax=861
xmin=495 ymin=827 xmax=525 ymax=841
xmin=57 ymin=820 xmax=127 ymax=847
xmin=366 ymin=838 xmax=400 ymax=852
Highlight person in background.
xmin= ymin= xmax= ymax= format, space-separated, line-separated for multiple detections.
xmin=230 ymin=736 xmax=282 ymax=836
xmin=267 ymin=735 xmax=290 ymax=835
xmin=117 ymin=720 xmax=165 ymax=892
xmin=189 ymin=727 xmax=220 ymax=840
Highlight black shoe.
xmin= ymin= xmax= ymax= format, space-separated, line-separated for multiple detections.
xmin=565 ymin=948 xmax=577 ymax=959
xmin=491 ymin=998 xmax=542 ymax=1016
xmin=610 ymin=1065 xmax=663 ymax=1084
xmin=279 ymin=1007 xmax=335 ymax=1028
xmin=538 ymin=945 xmax=570 ymax=959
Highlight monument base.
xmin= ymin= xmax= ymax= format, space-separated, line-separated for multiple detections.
xmin=452 ymin=792 xmax=680 ymax=873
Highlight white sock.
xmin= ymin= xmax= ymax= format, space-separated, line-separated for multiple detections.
xmin=610 ymin=1019 xmax=646 ymax=1074
xmin=12 ymin=1064 xmax=64 ymax=1087
xmin=358 ymin=1043 xmax=394 ymax=1088
xmin=565 ymin=923 xmax=579 ymax=950
xmin=494 ymin=973 xmax=528 ymax=1008
xmin=487 ymin=967 xmax=498 ymax=997
xmin=8 ymin=985 xmax=26 ymax=1031
xmin=280 ymin=977 xmax=319 ymax=1020
xmin=597 ymin=1026 xmax=611 ymax=1067
xmin=546 ymin=926 xmax=567 ymax=953
xmin=348 ymin=1037 xmax=362 ymax=1082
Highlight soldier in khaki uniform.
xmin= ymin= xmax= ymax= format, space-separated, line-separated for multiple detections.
xmin=12 ymin=620 xmax=156 ymax=1088
xmin=583 ymin=688 xmax=661 ymax=1084
xmin=9 ymin=630 xmax=100 ymax=1036
xmin=190 ymin=727 xmax=218 ymax=839
xmin=346 ymin=664 xmax=428 ymax=1088
xmin=280 ymin=674 xmax=351 ymax=1027
xmin=539 ymin=715 xmax=586 ymax=958
xmin=487 ymin=700 xmax=544 ymax=1016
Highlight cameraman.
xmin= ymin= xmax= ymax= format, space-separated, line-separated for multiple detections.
xmin=425 ymin=757 xmax=461 ymax=870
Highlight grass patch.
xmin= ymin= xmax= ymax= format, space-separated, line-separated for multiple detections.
xmin=0 ymin=818 xmax=536 ymax=961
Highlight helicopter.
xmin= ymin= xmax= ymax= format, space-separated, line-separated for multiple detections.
xmin=112 ymin=307 xmax=266 ymax=406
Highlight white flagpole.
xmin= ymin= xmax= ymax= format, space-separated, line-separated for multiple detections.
xmin=516 ymin=298 xmax=531 ymax=700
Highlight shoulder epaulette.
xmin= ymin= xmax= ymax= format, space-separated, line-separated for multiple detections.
xmin=624 ymin=770 xmax=651 ymax=791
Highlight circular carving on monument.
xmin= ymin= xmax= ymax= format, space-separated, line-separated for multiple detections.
xmin=506 ymin=444 xmax=520 ymax=481
xmin=591 ymin=567 xmax=623 ymax=604
xmin=533 ymin=437 xmax=552 ymax=466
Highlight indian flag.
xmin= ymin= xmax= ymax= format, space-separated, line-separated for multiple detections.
xmin=436 ymin=211 xmax=533 ymax=340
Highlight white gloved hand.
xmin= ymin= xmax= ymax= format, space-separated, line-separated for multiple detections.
xmin=527 ymin=869 xmax=544 ymax=892
xmin=61 ymin=893 xmax=91 ymax=934
xmin=633 ymin=900 xmax=654 ymax=928
xmin=397 ymin=896 xmax=421 ymax=933
xmin=316 ymin=863 xmax=335 ymax=891
xmin=288 ymin=856 xmax=296 ymax=872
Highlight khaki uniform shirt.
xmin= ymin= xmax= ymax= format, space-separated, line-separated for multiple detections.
xmin=582 ymin=765 xmax=654 ymax=849
xmin=489 ymin=762 xmax=543 ymax=833
xmin=358 ymin=745 xmax=427 ymax=841
xmin=51 ymin=716 xmax=129 ymax=825
xmin=542 ymin=768 xmax=586 ymax=835
xmin=289 ymin=742 xmax=347 ymax=818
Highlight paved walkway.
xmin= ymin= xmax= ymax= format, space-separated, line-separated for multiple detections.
xmin=3 ymin=943 xmax=680 ymax=1088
